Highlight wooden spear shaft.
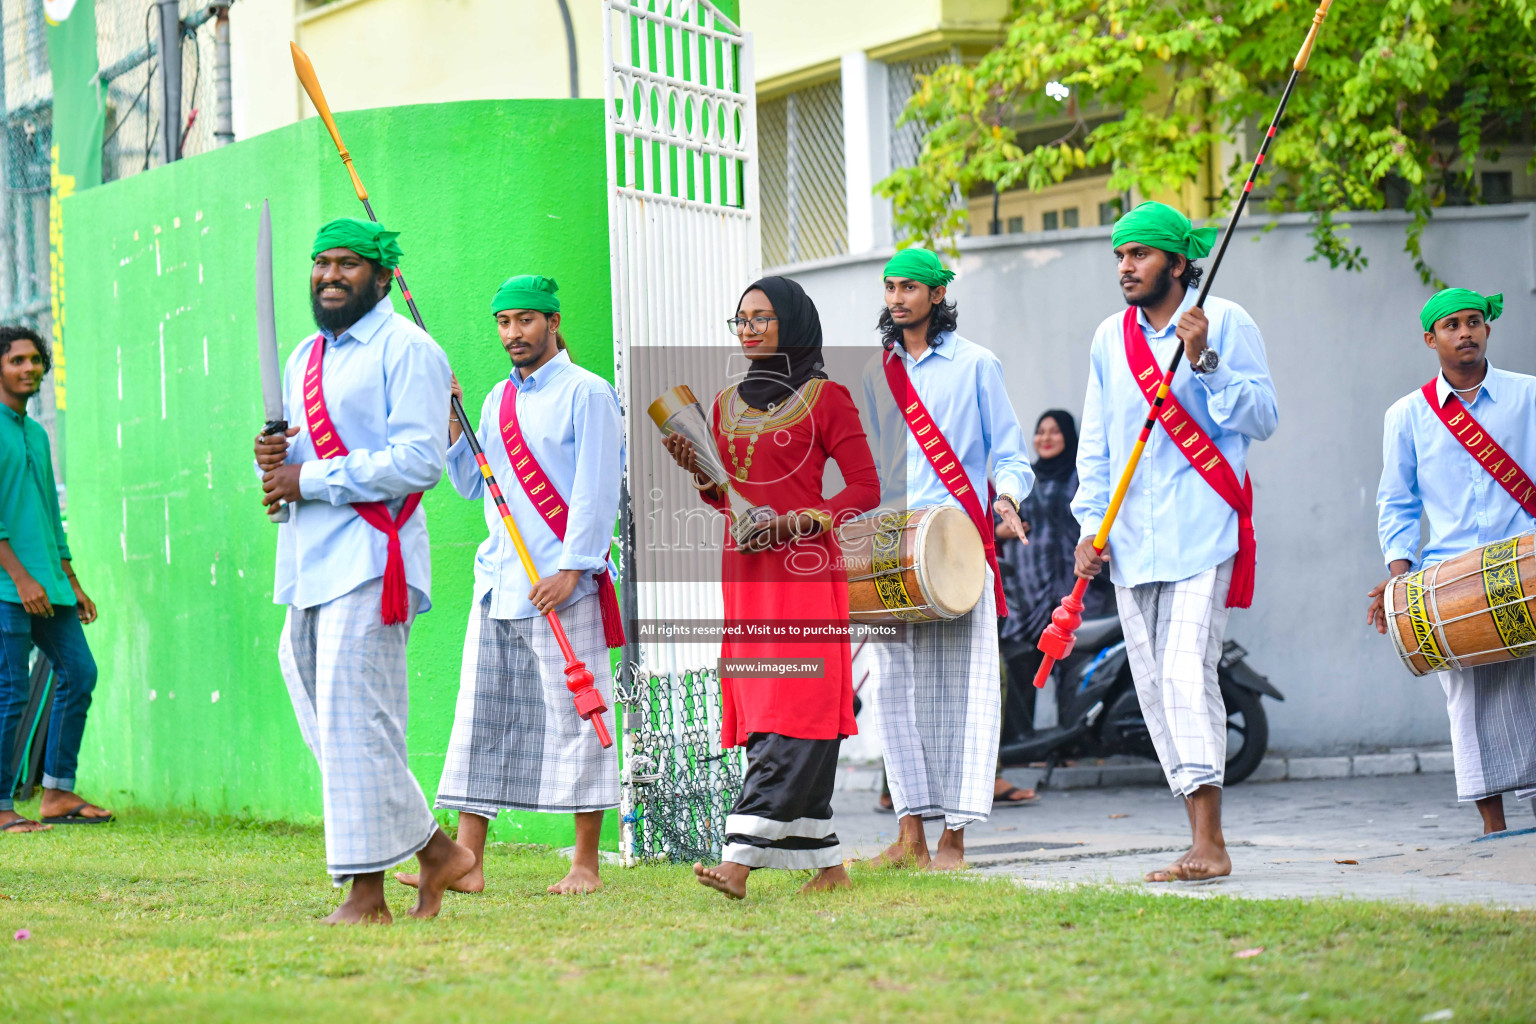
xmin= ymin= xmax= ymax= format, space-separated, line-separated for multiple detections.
xmin=288 ymin=42 xmax=612 ymax=747
xmin=1032 ymin=0 xmax=1334 ymax=688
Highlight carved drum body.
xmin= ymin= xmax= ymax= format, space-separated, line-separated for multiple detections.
xmin=837 ymin=506 xmax=985 ymax=625
xmin=1385 ymin=532 xmax=1536 ymax=676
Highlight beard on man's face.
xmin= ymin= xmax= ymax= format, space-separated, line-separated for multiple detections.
xmin=1124 ymin=259 xmax=1177 ymax=309
xmin=311 ymin=276 xmax=385 ymax=334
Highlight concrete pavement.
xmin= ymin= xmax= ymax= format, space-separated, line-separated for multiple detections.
xmin=834 ymin=773 xmax=1536 ymax=908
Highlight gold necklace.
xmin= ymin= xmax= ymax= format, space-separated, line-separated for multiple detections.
xmin=728 ymin=404 xmax=766 ymax=481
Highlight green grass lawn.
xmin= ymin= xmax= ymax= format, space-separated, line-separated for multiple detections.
xmin=1 ymin=805 xmax=1532 ymax=1023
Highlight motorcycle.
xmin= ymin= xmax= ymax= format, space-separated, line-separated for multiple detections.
xmin=999 ymin=615 xmax=1284 ymax=788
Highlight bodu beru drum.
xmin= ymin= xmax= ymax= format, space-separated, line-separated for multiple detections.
xmin=837 ymin=506 xmax=986 ymax=625
xmin=1384 ymin=532 xmax=1536 ymax=676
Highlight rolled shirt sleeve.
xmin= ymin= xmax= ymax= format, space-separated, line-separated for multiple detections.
xmin=299 ymin=336 xmax=451 ymax=504
xmin=1194 ymin=307 xmax=1279 ymax=442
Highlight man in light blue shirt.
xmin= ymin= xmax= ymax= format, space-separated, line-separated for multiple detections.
xmin=408 ymin=275 xmax=622 ymax=899
xmin=254 ymin=218 xmax=471 ymax=924
xmin=1072 ymin=201 xmax=1278 ymax=884
xmin=859 ymin=247 xmax=1032 ymax=872
xmin=1369 ymin=287 xmax=1536 ymax=836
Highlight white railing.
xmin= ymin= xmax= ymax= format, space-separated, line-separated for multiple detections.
xmin=604 ymin=0 xmax=758 ymax=866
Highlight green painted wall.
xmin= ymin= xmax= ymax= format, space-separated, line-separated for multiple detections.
xmin=60 ymin=99 xmax=616 ymax=849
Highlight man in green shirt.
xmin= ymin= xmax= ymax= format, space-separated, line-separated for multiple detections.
xmin=0 ymin=326 xmax=107 ymax=833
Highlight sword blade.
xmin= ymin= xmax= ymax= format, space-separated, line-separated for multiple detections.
xmin=256 ymin=199 xmax=284 ymax=424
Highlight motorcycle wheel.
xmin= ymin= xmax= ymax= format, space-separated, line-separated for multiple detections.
xmin=1100 ymin=687 xmax=1157 ymax=761
xmin=1220 ymin=677 xmax=1268 ymax=786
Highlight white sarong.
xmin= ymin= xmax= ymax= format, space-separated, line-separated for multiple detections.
xmin=872 ymin=567 xmax=1000 ymax=830
xmin=1439 ymin=658 xmax=1536 ymax=803
xmin=279 ymin=578 xmax=439 ymax=883
xmin=435 ymin=591 xmax=618 ymax=817
xmin=1116 ymin=557 xmax=1233 ymax=797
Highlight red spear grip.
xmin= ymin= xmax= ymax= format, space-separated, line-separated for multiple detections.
xmin=1033 ymin=573 xmax=1092 ymax=688
xmin=546 ymin=611 xmax=614 ymax=748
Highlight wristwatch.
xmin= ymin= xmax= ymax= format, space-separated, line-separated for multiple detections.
xmin=1192 ymin=347 xmax=1220 ymax=374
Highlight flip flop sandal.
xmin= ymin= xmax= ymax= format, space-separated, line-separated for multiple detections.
xmin=873 ymin=795 xmax=895 ymax=814
xmin=40 ymin=804 xmax=112 ymax=825
xmin=1 ymin=818 xmax=45 ymax=832
xmin=1472 ymin=825 xmax=1536 ymax=842
xmin=994 ymin=785 xmax=1039 ymax=806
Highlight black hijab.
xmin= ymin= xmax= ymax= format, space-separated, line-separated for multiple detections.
xmin=735 ymin=276 xmax=827 ymax=411
xmin=1032 ymin=409 xmax=1079 ymax=482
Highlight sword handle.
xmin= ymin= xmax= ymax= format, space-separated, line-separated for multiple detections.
xmin=262 ymin=419 xmax=291 ymax=524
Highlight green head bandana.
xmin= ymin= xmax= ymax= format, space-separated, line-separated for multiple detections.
xmin=882 ymin=247 xmax=955 ymax=288
xmin=310 ymin=217 xmax=403 ymax=269
xmin=1111 ymin=201 xmax=1218 ymax=259
xmin=492 ymin=274 xmax=560 ymax=315
xmin=1419 ymin=288 xmax=1503 ymax=332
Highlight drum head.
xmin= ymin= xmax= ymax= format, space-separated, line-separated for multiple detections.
xmin=920 ymin=507 xmax=985 ymax=617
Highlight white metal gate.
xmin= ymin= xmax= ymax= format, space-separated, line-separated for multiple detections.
xmin=603 ymin=0 xmax=758 ymax=865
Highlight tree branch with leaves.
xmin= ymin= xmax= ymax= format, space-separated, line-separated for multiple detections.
xmin=878 ymin=0 xmax=1536 ymax=286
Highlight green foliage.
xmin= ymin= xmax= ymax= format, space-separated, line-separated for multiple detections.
xmin=878 ymin=0 xmax=1536 ymax=284
xmin=2 ymin=806 xmax=1536 ymax=1021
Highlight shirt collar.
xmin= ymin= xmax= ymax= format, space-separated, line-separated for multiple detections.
xmin=0 ymin=404 xmax=22 ymax=426
xmin=1434 ymin=362 xmax=1498 ymax=407
xmin=322 ymin=296 xmax=395 ymax=346
xmin=899 ymin=331 xmax=957 ymax=364
xmin=512 ymin=348 xmax=573 ymax=390
xmin=1135 ymin=286 xmax=1199 ymax=339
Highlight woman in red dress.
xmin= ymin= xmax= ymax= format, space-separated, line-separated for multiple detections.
xmin=664 ymin=275 xmax=880 ymax=899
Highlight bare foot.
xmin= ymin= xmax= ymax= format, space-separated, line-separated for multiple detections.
xmin=323 ymin=886 xmax=391 ymax=925
xmin=396 ymin=862 xmax=484 ymax=894
xmin=868 ymin=836 xmax=929 ymax=869
xmin=548 ymin=863 xmax=602 ymax=895
xmin=406 ymin=830 xmax=476 ymax=919
xmin=798 ymin=864 xmax=851 ymax=894
xmin=694 ymin=861 xmax=748 ymax=899
xmin=1145 ymin=842 xmax=1231 ymax=882
xmin=928 ymin=844 xmax=967 ymax=872
xmin=0 ymin=811 xmax=51 ymax=833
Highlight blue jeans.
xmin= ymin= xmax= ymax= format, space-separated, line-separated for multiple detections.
xmin=0 ymin=600 xmax=98 ymax=811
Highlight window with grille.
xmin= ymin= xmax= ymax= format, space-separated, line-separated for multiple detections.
xmin=759 ymin=79 xmax=846 ymax=266
xmin=886 ymin=51 xmax=953 ymax=172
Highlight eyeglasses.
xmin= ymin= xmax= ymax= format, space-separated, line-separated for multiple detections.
xmin=726 ymin=316 xmax=778 ymax=336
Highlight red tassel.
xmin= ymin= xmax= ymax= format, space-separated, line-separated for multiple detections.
xmin=597 ymin=572 xmax=626 ymax=649
xmin=1226 ymin=512 xmax=1256 ymax=610
xmin=380 ymin=533 xmax=409 ymax=625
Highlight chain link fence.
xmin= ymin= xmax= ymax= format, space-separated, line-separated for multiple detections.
xmin=2 ymin=0 xmax=229 ymax=481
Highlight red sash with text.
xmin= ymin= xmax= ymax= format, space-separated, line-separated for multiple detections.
xmin=1123 ymin=308 xmax=1255 ymax=608
xmin=499 ymin=382 xmax=626 ymax=648
xmin=883 ymin=349 xmax=1009 ymax=616
xmin=1421 ymin=381 xmax=1536 ymax=518
xmin=302 ymin=337 xmax=422 ymax=625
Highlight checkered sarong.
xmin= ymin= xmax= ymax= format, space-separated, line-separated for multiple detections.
xmin=1116 ymin=558 xmax=1233 ymax=797
xmin=1439 ymin=658 xmax=1536 ymax=803
xmin=871 ymin=567 xmax=1000 ymax=830
xmin=435 ymin=592 xmax=617 ymax=817
xmin=279 ymin=579 xmax=439 ymax=883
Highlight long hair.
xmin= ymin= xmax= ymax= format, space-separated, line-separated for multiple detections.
xmin=877 ymin=298 xmax=959 ymax=350
xmin=1166 ymin=251 xmax=1203 ymax=293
